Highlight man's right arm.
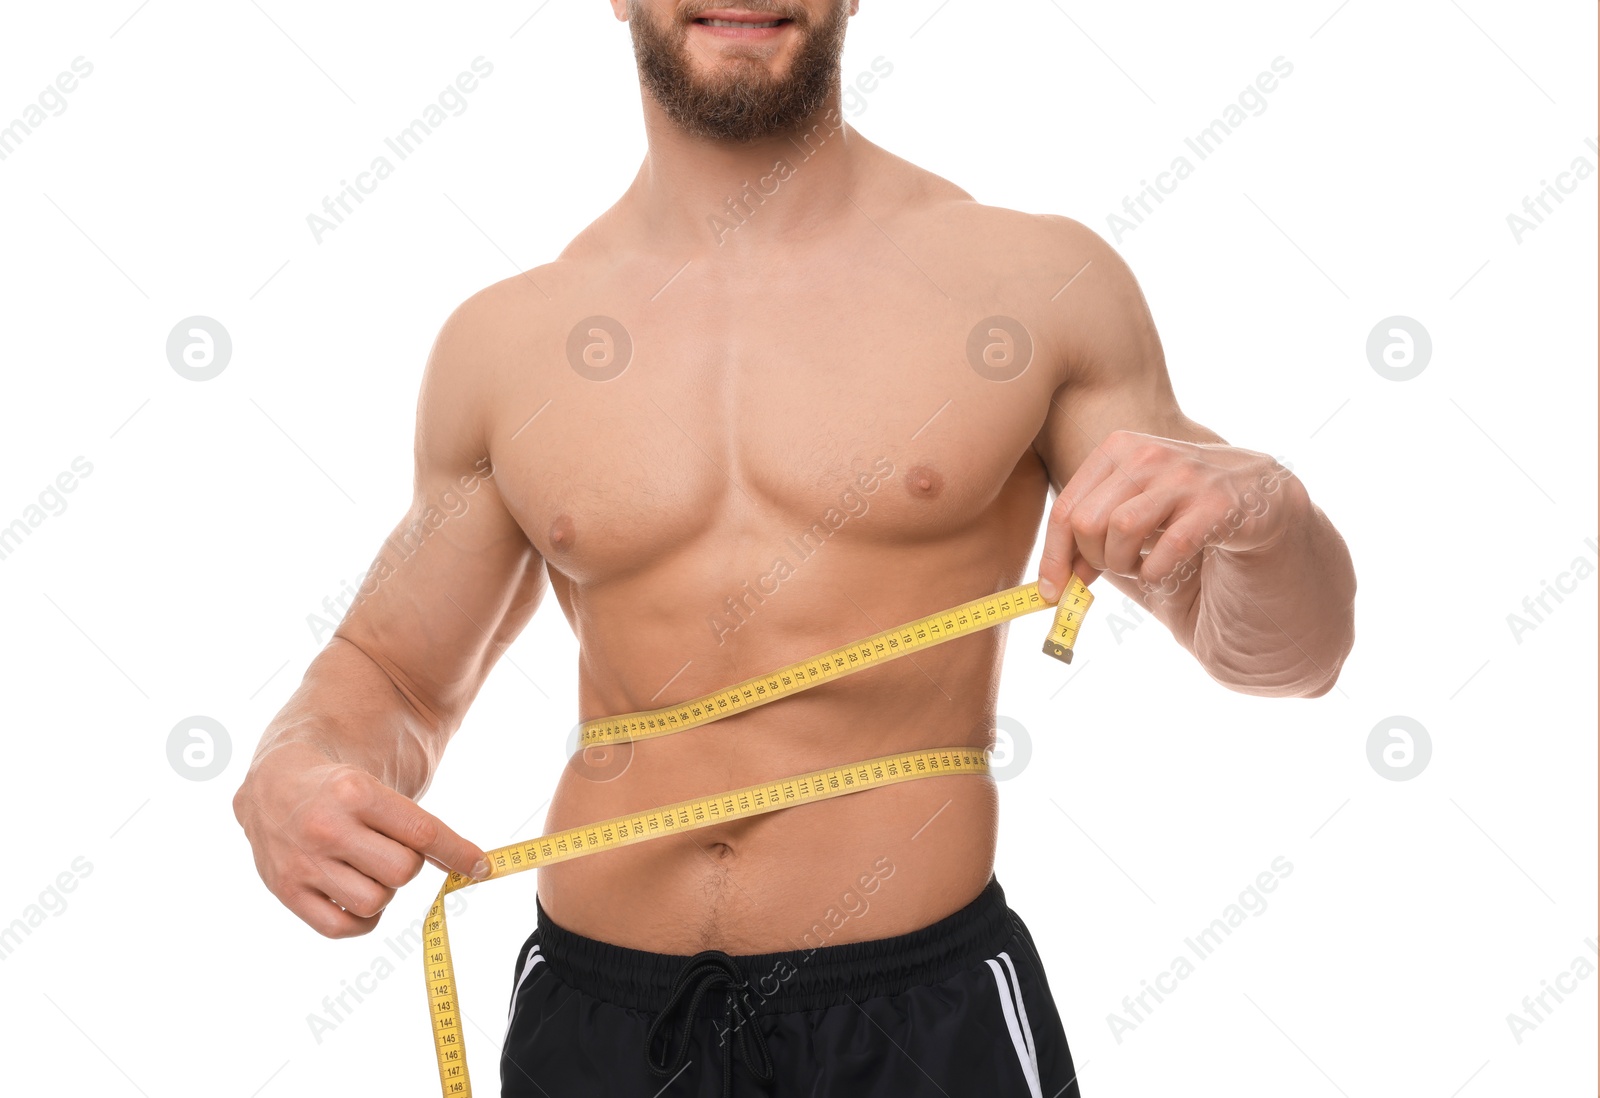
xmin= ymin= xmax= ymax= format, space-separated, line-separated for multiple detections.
xmin=233 ymin=287 xmax=547 ymax=938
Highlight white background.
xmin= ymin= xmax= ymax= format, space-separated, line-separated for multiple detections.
xmin=0 ymin=2 xmax=1595 ymax=1096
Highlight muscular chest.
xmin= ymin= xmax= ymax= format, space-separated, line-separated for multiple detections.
xmin=488 ymin=273 xmax=1056 ymax=582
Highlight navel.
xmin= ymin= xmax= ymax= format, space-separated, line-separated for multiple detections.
xmin=548 ymin=512 xmax=576 ymax=552
xmin=904 ymin=464 xmax=944 ymax=500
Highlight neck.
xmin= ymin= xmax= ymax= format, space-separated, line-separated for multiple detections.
xmin=624 ymin=88 xmax=865 ymax=255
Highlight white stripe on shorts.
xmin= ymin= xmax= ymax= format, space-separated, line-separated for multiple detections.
xmin=506 ymin=945 xmax=545 ymax=1026
xmin=997 ymin=951 xmax=1039 ymax=1075
xmin=987 ymin=955 xmax=1043 ymax=1098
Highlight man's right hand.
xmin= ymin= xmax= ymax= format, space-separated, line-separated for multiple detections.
xmin=233 ymin=742 xmax=489 ymax=939
xmin=233 ymin=288 xmax=544 ymax=939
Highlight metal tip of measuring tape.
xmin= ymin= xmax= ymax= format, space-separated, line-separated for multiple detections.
xmin=1041 ymin=639 xmax=1075 ymax=664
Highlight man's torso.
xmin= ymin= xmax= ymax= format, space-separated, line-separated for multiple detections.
xmin=463 ymin=147 xmax=1089 ymax=953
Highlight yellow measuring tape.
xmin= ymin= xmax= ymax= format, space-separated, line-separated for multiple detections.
xmin=421 ymin=574 xmax=1093 ymax=1096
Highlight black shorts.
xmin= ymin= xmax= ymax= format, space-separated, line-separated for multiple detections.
xmin=500 ymin=876 xmax=1082 ymax=1097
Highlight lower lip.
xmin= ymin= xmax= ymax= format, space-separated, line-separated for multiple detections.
xmin=691 ymin=19 xmax=792 ymax=39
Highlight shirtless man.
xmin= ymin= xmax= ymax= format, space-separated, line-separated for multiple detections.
xmin=233 ymin=3 xmax=1357 ymax=1095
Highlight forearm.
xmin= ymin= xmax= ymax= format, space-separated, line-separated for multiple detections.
xmin=1182 ymin=480 xmax=1356 ymax=697
xmin=246 ymin=635 xmax=449 ymax=799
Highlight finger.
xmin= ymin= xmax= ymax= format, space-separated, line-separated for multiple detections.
xmin=1138 ymin=510 xmax=1212 ymax=601
xmin=1103 ymin=491 xmax=1177 ymax=577
xmin=1038 ymin=495 xmax=1078 ymax=605
xmin=359 ymin=786 xmax=488 ymax=881
xmin=1039 ymin=433 xmax=1138 ymax=600
xmin=313 ymin=860 xmax=398 ymax=921
xmin=339 ymin=827 xmax=427 ymax=891
xmin=1039 ymin=472 xmax=1112 ymax=602
xmin=1067 ymin=473 xmax=1144 ymax=576
xmin=281 ymin=884 xmax=382 ymax=939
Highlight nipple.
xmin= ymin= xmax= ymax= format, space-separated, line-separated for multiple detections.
xmin=549 ymin=513 xmax=576 ymax=551
xmin=904 ymin=464 xmax=944 ymax=499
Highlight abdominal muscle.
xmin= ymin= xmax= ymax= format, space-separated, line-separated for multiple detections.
xmin=532 ymin=576 xmax=1011 ymax=955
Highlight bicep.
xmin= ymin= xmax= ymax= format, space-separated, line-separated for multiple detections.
xmin=1031 ymin=217 xmax=1225 ymax=493
xmin=1030 ymin=220 xmax=1227 ymax=619
xmin=334 ymin=296 xmax=546 ymax=731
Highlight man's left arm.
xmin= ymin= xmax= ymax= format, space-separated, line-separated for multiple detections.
xmin=1028 ymin=217 xmax=1356 ymax=698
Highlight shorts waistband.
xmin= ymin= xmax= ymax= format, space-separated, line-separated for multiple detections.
xmin=534 ymin=875 xmax=1015 ymax=1015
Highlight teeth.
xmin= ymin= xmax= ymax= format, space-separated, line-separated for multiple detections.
xmin=703 ymin=18 xmax=782 ymax=28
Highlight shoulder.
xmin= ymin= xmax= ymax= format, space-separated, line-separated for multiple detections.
xmin=933 ymin=204 xmax=1130 ymax=291
xmin=418 ymin=205 xmax=637 ymax=456
xmin=414 ymin=258 xmax=570 ymax=466
xmin=868 ymin=157 xmax=1136 ymax=303
xmin=959 ymin=208 xmax=1158 ymax=385
xmin=423 ymin=262 xmax=563 ymax=398
xmin=894 ymin=189 xmax=1157 ymax=382
xmin=432 ymin=198 xmax=628 ymax=351
xmin=430 ymin=207 xmax=640 ymax=373
xmin=1018 ymin=213 xmax=1156 ymax=329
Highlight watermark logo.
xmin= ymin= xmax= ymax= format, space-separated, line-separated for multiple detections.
xmin=1366 ymin=316 xmax=1431 ymax=382
xmin=839 ymin=56 xmax=893 ymax=119
xmin=716 ymin=855 xmax=896 ymax=1046
xmin=1100 ymin=595 xmax=1151 ymax=645
xmin=306 ymin=58 xmax=495 ymax=244
xmin=1106 ymin=56 xmax=1294 ymax=243
xmin=0 ymin=456 xmax=94 ymax=564
xmin=306 ymin=885 xmax=476 ymax=1044
xmin=565 ymin=721 xmax=634 ymax=783
xmin=1505 ymin=536 xmax=1597 ymax=645
xmin=1366 ymin=715 xmax=1430 ymax=781
xmin=566 ymin=316 xmax=632 ymax=382
xmin=985 ymin=716 xmax=1031 ymax=781
xmin=1143 ymin=456 xmax=1294 ymax=608
xmin=707 ymin=458 xmax=893 ymax=644
xmin=1505 ymin=937 xmax=1599 ymax=1045
xmin=0 ymin=857 xmax=93 ymax=963
xmin=1107 ymin=855 xmax=1294 ymax=1043
xmin=0 ymin=56 xmax=94 ymax=164
xmin=1505 ymin=137 xmax=1597 ymax=244
xmin=305 ymin=569 xmax=367 ymax=645
xmin=966 ymin=316 xmax=1032 ymax=382
xmin=166 ymin=316 xmax=232 ymax=382
xmin=167 ymin=715 xmax=231 ymax=781
xmin=313 ymin=457 xmax=495 ymax=634
xmin=708 ymin=57 xmax=893 ymax=246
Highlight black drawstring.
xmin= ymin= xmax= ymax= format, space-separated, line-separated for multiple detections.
xmin=644 ymin=949 xmax=774 ymax=1097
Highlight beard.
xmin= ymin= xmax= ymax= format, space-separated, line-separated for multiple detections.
xmin=628 ymin=0 xmax=850 ymax=142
